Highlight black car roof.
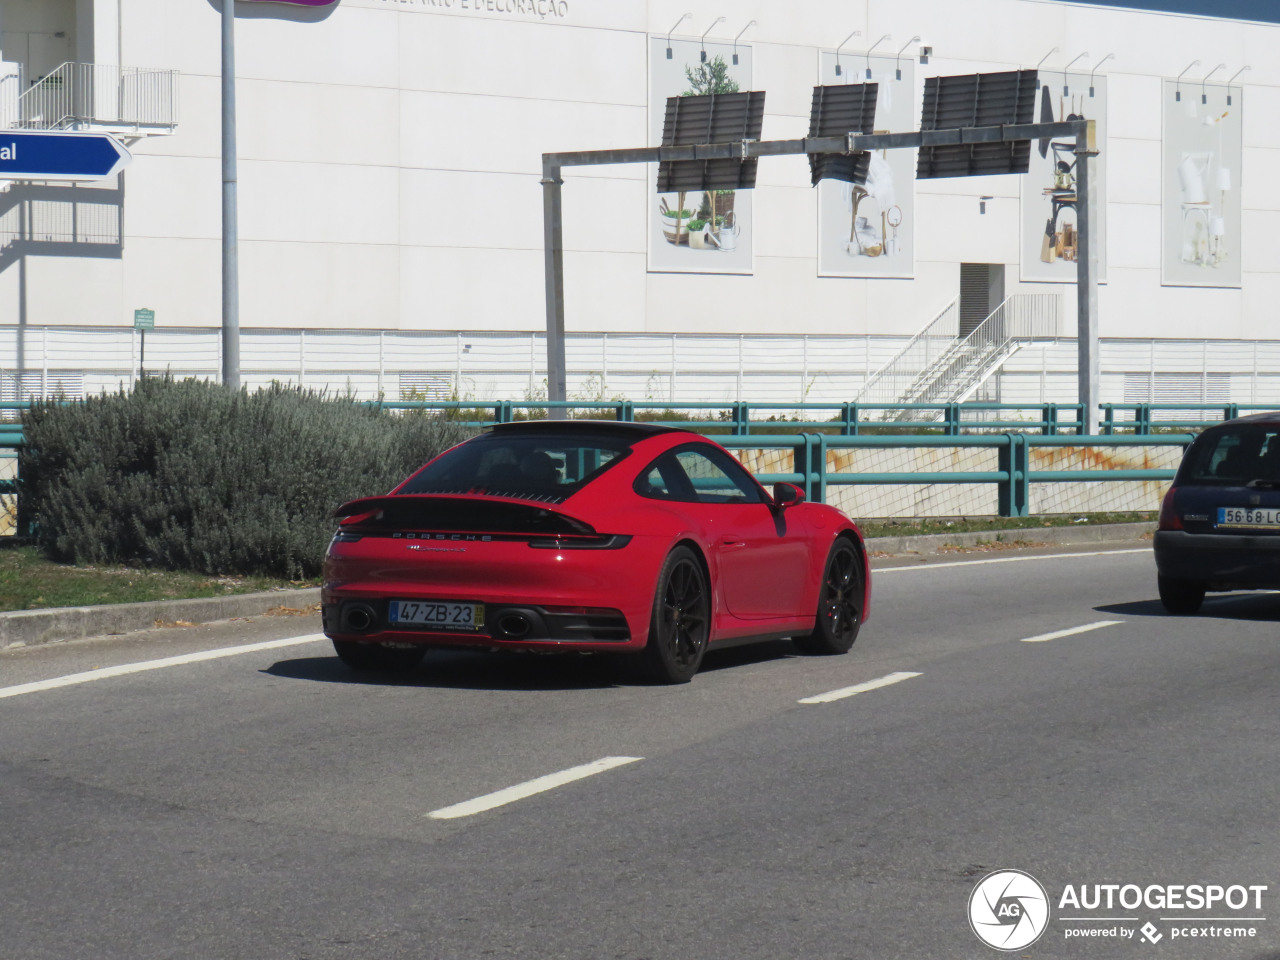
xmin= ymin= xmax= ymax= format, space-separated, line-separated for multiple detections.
xmin=487 ymin=420 xmax=696 ymax=440
xmin=1205 ymin=412 xmax=1280 ymax=431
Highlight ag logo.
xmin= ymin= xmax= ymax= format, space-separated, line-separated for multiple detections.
xmin=968 ymin=869 xmax=1050 ymax=951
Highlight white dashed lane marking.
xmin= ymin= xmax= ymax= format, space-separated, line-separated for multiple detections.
xmin=427 ymin=756 xmax=644 ymax=820
xmin=798 ymin=670 xmax=922 ymax=705
xmin=1019 ymin=620 xmax=1123 ymax=643
xmin=0 ymin=634 xmax=327 ymax=700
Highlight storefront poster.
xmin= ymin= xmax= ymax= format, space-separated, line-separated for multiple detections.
xmin=648 ymin=37 xmax=753 ymax=275
xmin=1019 ymin=74 xmax=1108 ymax=282
xmin=815 ymin=53 xmax=914 ymax=279
xmin=1162 ymin=79 xmax=1242 ymax=287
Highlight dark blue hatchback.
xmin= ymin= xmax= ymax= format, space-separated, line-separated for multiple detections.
xmin=1154 ymin=413 xmax=1280 ymax=613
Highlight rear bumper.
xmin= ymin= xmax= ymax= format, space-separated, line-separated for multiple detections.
xmin=322 ymin=598 xmax=635 ymax=651
xmin=1154 ymin=530 xmax=1280 ymax=590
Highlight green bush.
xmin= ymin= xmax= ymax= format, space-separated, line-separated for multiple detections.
xmin=19 ymin=378 xmax=476 ymax=579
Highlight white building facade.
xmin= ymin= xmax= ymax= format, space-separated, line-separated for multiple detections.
xmin=0 ymin=0 xmax=1277 ymax=406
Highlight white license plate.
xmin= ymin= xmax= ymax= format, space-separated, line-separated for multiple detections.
xmin=389 ymin=600 xmax=485 ymax=631
xmin=1217 ymin=507 xmax=1280 ymax=529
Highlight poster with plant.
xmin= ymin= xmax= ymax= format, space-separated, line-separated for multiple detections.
xmin=1161 ymin=78 xmax=1242 ymax=288
xmin=648 ymin=37 xmax=753 ymax=274
xmin=1019 ymin=73 xmax=1108 ymax=283
xmin=816 ymin=52 xmax=914 ymax=279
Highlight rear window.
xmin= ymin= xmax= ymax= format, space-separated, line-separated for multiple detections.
xmin=1181 ymin=425 xmax=1280 ymax=485
xmin=397 ymin=432 xmax=632 ymax=500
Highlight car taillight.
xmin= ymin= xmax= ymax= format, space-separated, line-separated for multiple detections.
xmin=1157 ymin=487 xmax=1183 ymax=531
xmin=528 ymin=534 xmax=632 ymax=550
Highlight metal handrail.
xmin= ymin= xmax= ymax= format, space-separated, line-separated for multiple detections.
xmin=894 ymin=293 xmax=1062 ymax=411
xmin=855 ymin=298 xmax=958 ymax=406
xmin=13 ymin=62 xmax=178 ymax=131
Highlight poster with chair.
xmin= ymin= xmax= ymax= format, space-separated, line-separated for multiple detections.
xmin=1019 ymin=71 xmax=1108 ymax=283
xmin=816 ymin=51 xmax=915 ymax=279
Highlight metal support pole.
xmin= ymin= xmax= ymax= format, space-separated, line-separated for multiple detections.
xmin=1075 ymin=120 xmax=1100 ymax=435
xmin=540 ymin=159 xmax=566 ymax=419
xmin=221 ymin=0 xmax=240 ymax=390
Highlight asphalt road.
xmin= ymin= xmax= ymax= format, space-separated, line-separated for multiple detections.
xmin=3 ymin=543 xmax=1280 ymax=960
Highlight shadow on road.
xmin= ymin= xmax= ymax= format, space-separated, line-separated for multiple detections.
xmin=1097 ymin=593 xmax=1280 ymax=621
xmin=262 ymin=638 xmax=796 ymax=691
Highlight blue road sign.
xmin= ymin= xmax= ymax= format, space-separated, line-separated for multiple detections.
xmin=0 ymin=131 xmax=131 ymax=181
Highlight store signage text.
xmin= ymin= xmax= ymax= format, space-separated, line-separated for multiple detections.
xmin=368 ymin=0 xmax=570 ymax=19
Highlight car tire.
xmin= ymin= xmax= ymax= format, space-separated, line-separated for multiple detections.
xmin=639 ymin=546 xmax=710 ymax=684
xmin=1157 ymin=575 xmax=1206 ymax=615
xmin=794 ymin=537 xmax=864 ymax=655
xmin=332 ymin=639 xmax=424 ymax=672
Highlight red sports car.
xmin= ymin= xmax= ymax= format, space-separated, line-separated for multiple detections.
xmin=322 ymin=420 xmax=871 ymax=683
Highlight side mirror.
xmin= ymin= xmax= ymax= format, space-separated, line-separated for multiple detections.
xmin=772 ymin=482 xmax=806 ymax=508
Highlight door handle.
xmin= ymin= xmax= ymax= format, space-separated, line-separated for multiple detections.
xmin=720 ymin=538 xmax=747 ymax=548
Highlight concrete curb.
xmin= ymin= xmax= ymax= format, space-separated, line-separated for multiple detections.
xmin=864 ymin=521 xmax=1155 ymax=557
xmin=0 ymin=523 xmax=1156 ymax=652
xmin=0 ymin=587 xmax=322 ymax=651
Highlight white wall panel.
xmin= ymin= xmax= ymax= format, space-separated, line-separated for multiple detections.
xmin=399 ymin=169 xmax=539 ymax=250
xmin=240 ymin=162 xmax=399 ymax=245
xmin=236 ymin=5 xmax=398 ymax=87
xmin=240 ymin=242 xmax=400 ymax=330
xmin=238 ymin=81 xmax=401 ymax=167
xmin=123 ymin=156 xmax=220 ymax=239
xmin=1106 ymin=202 xmax=1161 ymax=271
xmin=122 ymin=237 xmax=221 ymax=328
xmin=400 ymin=91 xmax=645 ymax=175
xmin=399 ymin=246 xmax=543 ymax=330
xmin=397 ymin=14 xmax=643 ymax=104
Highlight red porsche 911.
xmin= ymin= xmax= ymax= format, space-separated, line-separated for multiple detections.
xmin=322 ymin=420 xmax=871 ymax=683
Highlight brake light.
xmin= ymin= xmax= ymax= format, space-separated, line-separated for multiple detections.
xmin=1157 ymin=487 xmax=1183 ymax=531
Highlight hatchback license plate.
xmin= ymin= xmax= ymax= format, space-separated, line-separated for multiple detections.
xmin=1217 ymin=507 xmax=1280 ymax=529
xmin=389 ymin=600 xmax=485 ymax=631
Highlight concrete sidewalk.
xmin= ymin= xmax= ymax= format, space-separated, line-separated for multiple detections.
xmin=0 ymin=522 xmax=1154 ymax=651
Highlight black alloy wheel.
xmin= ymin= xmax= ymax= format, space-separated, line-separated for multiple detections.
xmin=332 ymin=639 xmax=425 ymax=672
xmin=641 ymin=546 xmax=710 ymax=684
xmin=1157 ymin=575 xmax=1206 ymax=615
xmin=794 ymin=537 xmax=864 ymax=655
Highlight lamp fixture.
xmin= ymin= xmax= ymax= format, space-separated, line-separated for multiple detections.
xmin=700 ymin=16 xmax=725 ymax=63
xmin=1035 ymin=46 xmax=1059 ymax=76
xmin=1226 ymin=65 xmax=1250 ymax=105
xmin=895 ymin=35 xmax=920 ymax=80
xmin=834 ymin=28 xmax=861 ymax=77
xmin=979 ymin=195 xmax=993 ymax=215
xmin=1062 ymin=52 xmax=1088 ymax=96
xmin=732 ymin=20 xmax=757 ymax=66
xmin=1089 ymin=52 xmax=1114 ymax=97
xmin=665 ymin=12 xmax=691 ymax=60
xmin=1201 ymin=62 xmax=1224 ymax=103
xmin=865 ymin=34 xmax=891 ymax=79
xmin=1174 ymin=59 xmax=1200 ymax=101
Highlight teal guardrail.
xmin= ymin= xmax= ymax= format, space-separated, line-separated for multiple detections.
xmin=716 ymin=432 xmax=1195 ymax=517
xmin=0 ymin=400 xmax=1244 ymax=520
xmin=368 ymin=399 xmax=1276 ymax=436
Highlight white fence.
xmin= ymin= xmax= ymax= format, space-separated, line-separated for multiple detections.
xmin=3 ymin=326 xmax=1280 ymax=412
